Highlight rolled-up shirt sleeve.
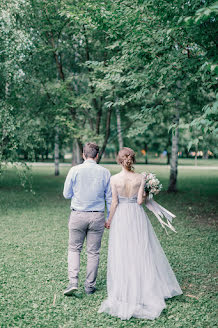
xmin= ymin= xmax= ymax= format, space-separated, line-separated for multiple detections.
xmin=63 ymin=168 xmax=75 ymax=199
xmin=104 ymin=170 xmax=112 ymax=218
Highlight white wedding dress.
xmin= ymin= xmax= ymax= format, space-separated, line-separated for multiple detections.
xmin=99 ymin=194 xmax=182 ymax=320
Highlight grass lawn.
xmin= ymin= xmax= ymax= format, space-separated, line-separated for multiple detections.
xmin=101 ymin=158 xmax=218 ymax=166
xmin=0 ymin=165 xmax=217 ymax=328
xmin=31 ymin=157 xmax=218 ymax=167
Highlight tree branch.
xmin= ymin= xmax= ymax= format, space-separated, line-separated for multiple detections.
xmin=49 ymin=32 xmax=65 ymax=81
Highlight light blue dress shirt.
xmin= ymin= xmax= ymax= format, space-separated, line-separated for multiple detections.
xmin=63 ymin=159 xmax=112 ymax=217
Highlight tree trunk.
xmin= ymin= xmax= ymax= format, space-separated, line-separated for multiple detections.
xmin=1 ymin=82 xmax=9 ymax=168
xmin=72 ymin=140 xmax=78 ymax=165
xmin=77 ymin=139 xmax=83 ymax=160
xmin=96 ymin=99 xmax=103 ymax=135
xmin=97 ymin=107 xmax=113 ymax=163
xmin=203 ymin=150 xmax=208 ymax=159
xmin=5 ymin=81 xmax=9 ymax=97
xmin=116 ymin=107 xmax=123 ymax=149
xmin=72 ymin=140 xmax=83 ymax=165
xmin=166 ymin=133 xmax=171 ymax=164
xmin=145 ymin=143 xmax=148 ymax=164
xmin=195 ymin=145 xmax=198 ymax=166
xmin=83 ymin=24 xmax=103 ymax=135
xmin=54 ymin=127 xmax=59 ymax=176
xmin=168 ymin=104 xmax=179 ymax=192
xmin=47 ymin=34 xmax=63 ymax=176
xmin=45 ymin=148 xmax=49 ymax=160
xmin=167 ymin=151 xmax=170 ymax=165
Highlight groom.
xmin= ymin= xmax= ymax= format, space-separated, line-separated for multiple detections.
xmin=63 ymin=142 xmax=112 ymax=295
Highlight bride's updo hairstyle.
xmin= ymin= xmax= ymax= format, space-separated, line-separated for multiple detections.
xmin=117 ymin=147 xmax=136 ymax=171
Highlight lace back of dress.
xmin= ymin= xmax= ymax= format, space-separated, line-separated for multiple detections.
xmin=115 ymin=174 xmax=141 ymax=199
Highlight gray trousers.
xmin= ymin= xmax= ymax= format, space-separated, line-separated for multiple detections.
xmin=68 ymin=210 xmax=105 ymax=290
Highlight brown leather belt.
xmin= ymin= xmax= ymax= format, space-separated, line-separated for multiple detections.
xmin=72 ymin=209 xmax=103 ymax=213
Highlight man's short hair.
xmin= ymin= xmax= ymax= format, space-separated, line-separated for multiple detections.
xmin=83 ymin=142 xmax=99 ymax=159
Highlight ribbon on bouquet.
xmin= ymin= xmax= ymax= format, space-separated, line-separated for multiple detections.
xmin=145 ymin=198 xmax=176 ymax=234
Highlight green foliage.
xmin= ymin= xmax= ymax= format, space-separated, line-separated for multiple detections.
xmin=0 ymin=0 xmax=217 ymax=167
xmin=182 ymin=2 xmax=218 ymax=25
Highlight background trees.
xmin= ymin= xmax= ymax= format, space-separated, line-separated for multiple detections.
xmin=0 ymin=0 xmax=217 ymax=190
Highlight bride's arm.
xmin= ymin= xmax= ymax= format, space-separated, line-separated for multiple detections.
xmin=105 ymin=180 xmax=118 ymax=229
xmin=137 ymin=175 xmax=146 ymax=205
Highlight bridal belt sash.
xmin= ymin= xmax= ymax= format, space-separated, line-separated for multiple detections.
xmin=118 ymin=197 xmax=137 ymax=203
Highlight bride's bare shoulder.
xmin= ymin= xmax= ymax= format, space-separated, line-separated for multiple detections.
xmin=133 ymin=172 xmax=143 ymax=180
xmin=110 ymin=173 xmax=121 ymax=182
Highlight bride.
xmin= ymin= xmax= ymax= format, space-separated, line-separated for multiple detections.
xmin=98 ymin=147 xmax=182 ymax=320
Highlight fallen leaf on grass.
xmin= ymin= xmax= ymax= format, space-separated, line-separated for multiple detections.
xmin=186 ymin=294 xmax=199 ymax=300
xmin=52 ymin=294 xmax=56 ymax=306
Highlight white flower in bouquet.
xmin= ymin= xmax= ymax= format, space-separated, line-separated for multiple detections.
xmin=142 ymin=172 xmax=162 ymax=199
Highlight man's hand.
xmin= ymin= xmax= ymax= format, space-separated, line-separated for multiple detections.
xmin=105 ymin=221 xmax=111 ymax=229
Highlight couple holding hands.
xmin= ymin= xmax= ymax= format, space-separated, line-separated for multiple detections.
xmin=63 ymin=142 xmax=182 ymax=321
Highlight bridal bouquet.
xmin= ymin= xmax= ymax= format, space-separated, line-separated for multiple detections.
xmin=142 ymin=172 xmax=162 ymax=199
xmin=142 ymin=172 xmax=176 ymax=233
